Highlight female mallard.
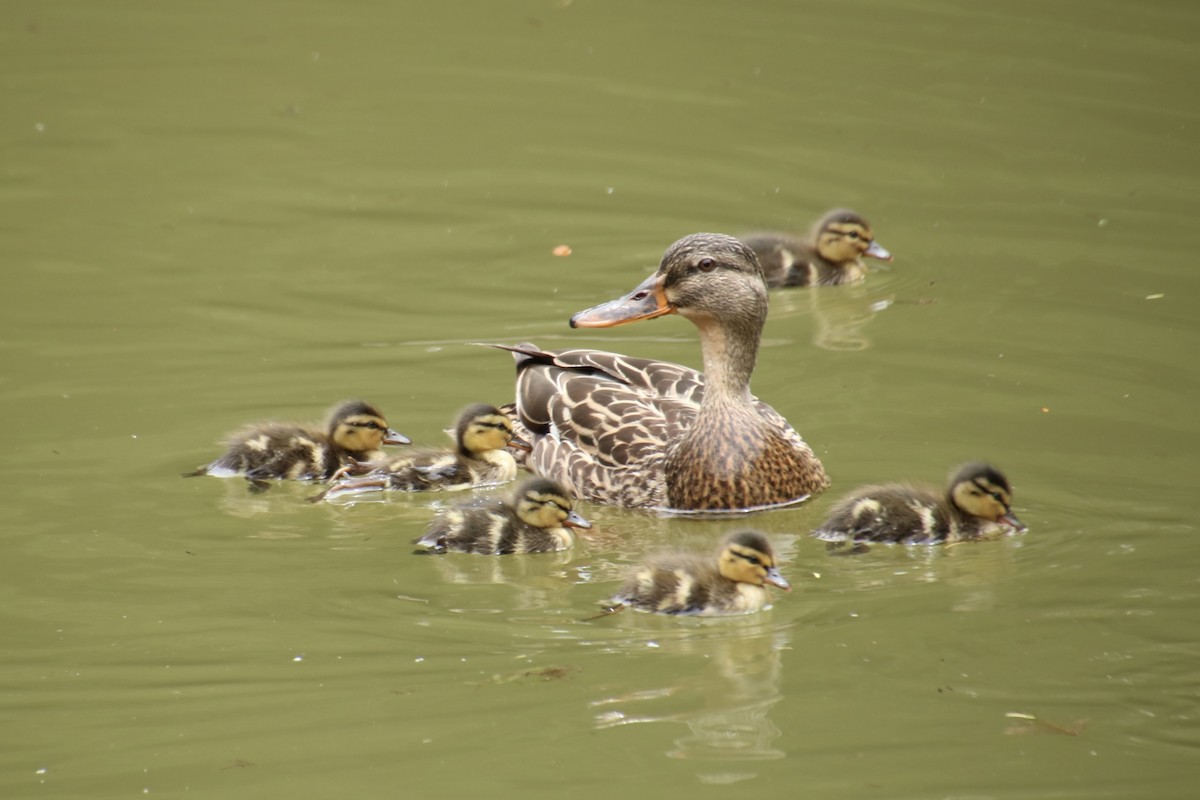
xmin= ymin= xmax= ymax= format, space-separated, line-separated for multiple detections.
xmin=492 ymin=232 xmax=828 ymax=512
xmin=599 ymin=530 xmax=791 ymax=616
xmin=812 ymin=462 xmax=1025 ymax=546
xmin=742 ymin=208 xmax=892 ymax=288
xmin=413 ymin=477 xmax=591 ymax=555
xmin=313 ymin=403 xmax=522 ymax=501
xmin=184 ymin=400 xmax=409 ymax=489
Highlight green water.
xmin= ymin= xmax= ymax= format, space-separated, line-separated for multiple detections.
xmin=3 ymin=1 xmax=1198 ymax=797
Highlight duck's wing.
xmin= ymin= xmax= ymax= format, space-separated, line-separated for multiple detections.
xmin=488 ymin=343 xmax=704 ymax=426
xmin=485 ymin=343 xmax=702 ymax=508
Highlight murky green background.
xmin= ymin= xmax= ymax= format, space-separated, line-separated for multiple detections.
xmin=3 ymin=0 xmax=1198 ymax=797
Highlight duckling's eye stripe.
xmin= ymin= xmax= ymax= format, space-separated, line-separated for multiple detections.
xmin=972 ymin=479 xmax=1007 ymax=501
xmin=730 ymin=548 xmax=763 ymax=566
xmin=349 ymin=421 xmax=384 ymax=430
xmin=971 ymin=479 xmax=993 ymax=494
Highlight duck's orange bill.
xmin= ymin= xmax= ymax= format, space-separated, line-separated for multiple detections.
xmin=569 ymin=273 xmax=673 ymax=328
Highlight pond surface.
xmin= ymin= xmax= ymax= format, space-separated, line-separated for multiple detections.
xmin=3 ymin=1 xmax=1198 ymax=797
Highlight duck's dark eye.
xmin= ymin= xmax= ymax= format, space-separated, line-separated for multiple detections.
xmin=698 ymin=257 xmax=716 ymax=271
xmin=846 ymin=231 xmax=861 ymax=240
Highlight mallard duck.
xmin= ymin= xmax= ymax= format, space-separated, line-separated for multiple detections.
xmin=490 ymin=232 xmax=829 ymax=511
xmin=312 ymin=403 xmax=522 ymax=501
xmin=742 ymin=208 xmax=892 ymax=288
xmin=184 ymin=400 xmax=409 ymax=488
xmin=413 ymin=477 xmax=591 ymax=555
xmin=812 ymin=462 xmax=1026 ymax=546
xmin=599 ymin=530 xmax=791 ymax=616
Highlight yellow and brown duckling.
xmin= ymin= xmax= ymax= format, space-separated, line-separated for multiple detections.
xmin=742 ymin=208 xmax=892 ymax=288
xmin=413 ymin=477 xmax=591 ymax=555
xmin=812 ymin=462 xmax=1026 ymax=547
xmin=598 ymin=530 xmax=791 ymax=617
xmin=490 ymin=232 xmax=829 ymax=512
xmin=184 ymin=400 xmax=409 ymax=489
xmin=313 ymin=403 xmax=522 ymax=501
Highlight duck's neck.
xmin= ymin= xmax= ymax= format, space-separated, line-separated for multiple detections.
xmin=694 ymin=312 xmax=762 ymax=403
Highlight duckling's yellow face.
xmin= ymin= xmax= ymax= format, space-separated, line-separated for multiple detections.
xmin=514 ymin=484 xmax=592 ymax=530
xmin=816 ymin=220 xmax=882 ymax=265
xmin=460 ymin=412 xmax=514 ymax=455
xmin=950 ymin=473 xmax=1022 ymax=528
xmin=717 ymin=534 xmax=791 ymax=590
xmin=330 ymin=413 xmax=393 ymax=455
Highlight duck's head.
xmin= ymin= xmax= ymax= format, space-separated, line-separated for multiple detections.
xmin=569 ymin=233 xmax=768 ymax=332
xmin=453 ymin=403 xmax=518 ymax=457
xmin=948 ymin=463 xmax=1025 ymax=530
xmin=811 ymin=209 xmax=892 ymax=266
xmin=512 ymin=477 xmax=592 ymax=530
xmin=717 ymin=530 xmax=791 ymax=590
xmin=326 ymin=400 xmax=411 ymax=454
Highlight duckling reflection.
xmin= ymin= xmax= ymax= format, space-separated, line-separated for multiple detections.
xmin=414 ymin=549 xmax=579 ymax=613
xmin=589 ymin=620 xmax=790 ymax=764
xmin=411 ymin=501 xmax=578 ymax=613
xmin=585 ymin=532 xmax=803 ymax=764
xmin=768 ymin=278 xmax=892 ymax=352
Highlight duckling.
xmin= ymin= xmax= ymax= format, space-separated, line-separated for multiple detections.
xmin=742 ymin=208 xmax=892 ymax=288
xmin=184 ymin=400 xmax=410 ymax=489
xmin=812 ymin=462 xmax=1026 ymax=547
xmin=599 ymin=531 xmax=791 ymax=617
xmin=313 ymin=403 xmax=522 ymax=501
xmin=414 ymin=477 xmax=591 ymax=555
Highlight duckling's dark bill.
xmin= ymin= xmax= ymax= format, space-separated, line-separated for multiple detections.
xmin=569 ymin=273 xmax=672 ymax=328
xmin=765 ymin=567 xmax=791 ymax=592
xmin=564 ymin=510 xmax=592 ymax=529
xmin=865 ymin=241 xmax=893 ymax=261
xmin=1002 ymin=512 xmax=1027 ymax=532
xmin=384 ymin=429 xmax=412 ymax=445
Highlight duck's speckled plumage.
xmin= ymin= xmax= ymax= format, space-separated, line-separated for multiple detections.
xmin=414 ymin=477 xmax=590 ymax=555
xmin=492 ymin=232 xmax=828 ymax=512
xmin=743 ymin=208 xmax=892 ymax=288
xmin=604 ymin=531 xmax=791 ymax=616
xmin=813 ymin=462 xmax=1025 ymax=545
xmin=184 ymin=400 xmax=409 ymax=486
xmin=313 ymin=403 xmax=519 ymax=500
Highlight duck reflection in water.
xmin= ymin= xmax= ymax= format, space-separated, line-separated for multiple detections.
xmin=589 ymin=621 xmax=790 ymax=768
xmin=588 ymin=534 xmax=806 ymax=768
